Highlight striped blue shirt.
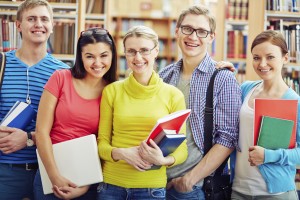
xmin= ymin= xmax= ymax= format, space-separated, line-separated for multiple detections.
xmin=0 ymin=50 xmax=69 ymax=164
xmin=159 ymin=53 xmax=241 ymax=153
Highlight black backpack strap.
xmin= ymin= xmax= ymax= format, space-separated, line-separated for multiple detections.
xmin=204 ymin=68 xmax=229 ymax=175
xmin=0 ymin=52 xmax=6 ymax=90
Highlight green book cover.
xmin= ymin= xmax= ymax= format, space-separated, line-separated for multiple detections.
xmin=257 ymin=116 xmax=294 ymax=149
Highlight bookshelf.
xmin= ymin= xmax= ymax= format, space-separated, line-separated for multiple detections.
xmin=0 ymin=0 xmax=109 ymax=65
xmin=109 ymin=0 xmax=194 ymax=78
xmin=246 ymin=0 xmax=300 ymax=82
xmin=215 ymin=0 xmax=248 ymax=84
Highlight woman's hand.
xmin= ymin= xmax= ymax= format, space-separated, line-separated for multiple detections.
xmin=50 ymin=174 xmax=77 ymax=194
xmin=216 ymin=61 xmax=235 ymax=72
xmin=248 ymin=146 xmax=265 ymax=166
xmin=52 ymin=185 xmax=89 ymax=200
xmin=113 ymin=146 xmax=152 ymax=171
xmin=139 ymin=140 xmax=166 ymax=166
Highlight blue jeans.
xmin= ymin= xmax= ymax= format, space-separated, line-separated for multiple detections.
xmin=166 ymin=185 xmax=205 ymax=200
xmin=97 ymin=182 xmax=166 ymax=200
xmin=34 ymin=169 xmax=98 ymax=200
xmin=0 ymin=163 xmax=37 ymax=200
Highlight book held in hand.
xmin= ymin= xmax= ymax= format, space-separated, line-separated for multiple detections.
xmin=157 ymin=133 xmax=186 ymax=156
xmin=37 ymin=134 xmax=103 ymax=195
xmin=146 ymin=109 xmax=191 ymax=144
xmin=0 ymin=101 xmax=36 ymax=129
xmin=257 ymin=116 xmax=294 ymax=149
xmin=254 ymin=99 xmax=298 ymax=148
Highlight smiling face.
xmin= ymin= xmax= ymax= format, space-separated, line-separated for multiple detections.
xmin=124 ymin=36 xmax=158 ymax=77
xmin=252 ymin=41 xmax=288 ymax=81
xmin=176 ymin=14 xmax=214 ymax=60
xmin=16 ymin=5 xmax=53 ymax=45
xmin=81 ymin=42 xmax=112 ymax=80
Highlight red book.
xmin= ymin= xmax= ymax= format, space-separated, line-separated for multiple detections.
xmin=254 ymin=99 xmax=298 ymax=148
xmin=146 ymin=109 xmax=191 ymax=144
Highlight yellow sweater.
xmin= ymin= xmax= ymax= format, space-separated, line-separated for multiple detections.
xmin=98 ymin=71 xmax=187 ymax=188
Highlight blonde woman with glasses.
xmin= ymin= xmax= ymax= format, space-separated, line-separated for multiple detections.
xmin=97 ymin=25 xmax=188 ymax=200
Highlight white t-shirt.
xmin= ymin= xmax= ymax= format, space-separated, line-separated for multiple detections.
xmin=232 ymin=87 xmax=269 ymax=195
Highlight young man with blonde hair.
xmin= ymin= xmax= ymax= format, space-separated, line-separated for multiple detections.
xmin=159 ymin=5 xmax=242 ymax=199
xmin=0 ymin=0 xmax=69 ymax=199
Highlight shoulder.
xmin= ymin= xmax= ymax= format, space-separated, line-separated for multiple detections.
xmin=42 ymin=54 xmax=70 ymax=70
xmin=214 ymin=69 xmax=240 ymax=90
xmin=284 ymin=88 xmax=300 ymax=101
xmin=241 ymin=80 xmax=260 ymax=92
xmin=103 ymin=80 xmax=124 ymax=93
xmin=159 ymin=61 xmax=180 ymax=79
xmin=51 ymin=69 xmax=71 ymax=79
xmin=160 ymin=82 xmax=185 ymax=102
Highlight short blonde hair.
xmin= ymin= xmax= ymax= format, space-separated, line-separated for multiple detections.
xmin=123 ymin=25 xmax=159 ymax=48
xmin=17 ymin=0 xmax=53 ymax=22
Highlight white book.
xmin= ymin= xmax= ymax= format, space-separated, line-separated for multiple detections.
xmin=37 ymin=134 xmax=103 ymax=195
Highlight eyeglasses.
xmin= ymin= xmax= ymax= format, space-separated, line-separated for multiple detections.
xmin=180 ymin=25 xmax=211 ymax=38
xmin=125 ymin=46 xmax=156 ymax=57
xmin=80 ymin=27 xmax=109 ymax=37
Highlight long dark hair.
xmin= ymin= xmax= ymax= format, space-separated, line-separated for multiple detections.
xmin=70 ymin=28 xmax=117 ymax=84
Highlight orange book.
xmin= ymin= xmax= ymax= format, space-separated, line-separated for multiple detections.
xmin=254 ymin=99 xmax=298 ymax=148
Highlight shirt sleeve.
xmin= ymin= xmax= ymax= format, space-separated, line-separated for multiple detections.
xmin=98 ymin=85 xmax=116 ymax=162
xmin=214 ymin=71 xmax=242 ymax=149
xmin=44 ymin=70 xmax=65 ymax=98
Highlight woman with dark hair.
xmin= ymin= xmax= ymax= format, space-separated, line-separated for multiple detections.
xmin=33 ymin=27 xmax=117 ymax=200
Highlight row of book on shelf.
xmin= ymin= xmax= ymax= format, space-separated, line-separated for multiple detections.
xmin=113 ymin=18 xmax=177 ymax=38
xmin=268 ymin=21 xmax=300 ymax=64
xmin=226 ymin=0 xmax=248 ymax=20
xmin=266 ymin=0 xmax=300 ymax=12
xmin=226 ymin=29 xmax=248 ymax=59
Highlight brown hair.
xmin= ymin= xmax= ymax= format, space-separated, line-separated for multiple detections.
xmin=17 ymin=0 xmax=53 ymax=22
xmin=251 ymin=30 xmax=288 ymax=55
xmin=176 ymin=5 xmax=216 ymax=33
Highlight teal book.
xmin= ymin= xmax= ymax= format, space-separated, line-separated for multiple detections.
xmin=257 ymin=116 xmax=294 ymax=149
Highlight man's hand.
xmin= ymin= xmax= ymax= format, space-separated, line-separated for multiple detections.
xmin=0 ymin=126 xmax=27 ymax=154
xmin=167 ymin=175 xmax=193 ymax=193
xmin=216 ymin=61 xmax=235 ymax=72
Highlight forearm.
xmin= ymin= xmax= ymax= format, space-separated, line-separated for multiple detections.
xmin=185 ymin=144 xmax=233 ymax=186
xmin=36 ymin=132 xmax=60 ymax=181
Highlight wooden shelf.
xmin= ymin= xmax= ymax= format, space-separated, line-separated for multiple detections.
xmin=52 ymin=54 xmax=75 ymax=61
xmin=266 ymin=10 xmax=300 ymax=19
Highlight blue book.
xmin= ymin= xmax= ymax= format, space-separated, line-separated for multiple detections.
xmin=0 ymin=101 xmax=36 ymax=129
xmin=158 ymin=134 xmax=186 ymax=156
